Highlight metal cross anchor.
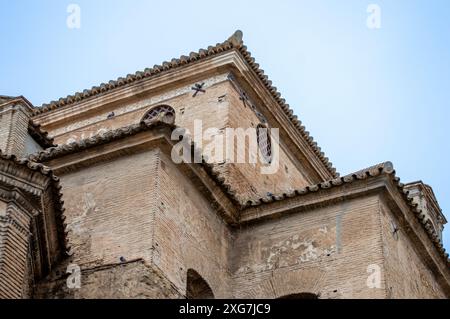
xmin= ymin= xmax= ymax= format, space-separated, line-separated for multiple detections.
xmin=239 ymin=90 xmax=249 ymax=107
xmin=191 ymin=82 xmax=206 ymax=97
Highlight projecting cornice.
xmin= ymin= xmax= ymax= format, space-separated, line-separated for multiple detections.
xmin=240 ymin=162 xmax=449 ymax=268
xmin=0 ymin=151 xmax=68 ymax=257
xmin=30 ymin=118 xmax=240 ymax=225
xmin=31 ymin=30 xmax=337 ymax=180
xmin=28 ymin=118 xmax=450 ymax=271
xmin=28 ymin=120 xmax=55 ymax=148
xmin=0 ymin=95 xmax=34 ymax=113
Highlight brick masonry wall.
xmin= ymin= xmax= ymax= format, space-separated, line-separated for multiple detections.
xmin=155 ymin=151 xmax=233 ymax=298
xmin=224 ymin=83 xmax=311 ymax=201
xmin=46 ymin=79 xmax=312 ymax=205
xmin=58 ymin=149 xmax=160 ymax=268
xmin=379 ymin=200 xmax=446 ymax=298
xmin=0 ymin=111 xmax=13 ymax=152
xmin=30 ymin=147 xmax=449 ymax=298
xmin=27 ymin=74 xmax=449 ymax=299
xmin=0 ymin=105 xmax=30 ymax=157
xmin=0 ymin=202 xmax=32 ymax=299
xmin=35 ymin=259 xmax=183 ymax=299
xmin=49 ymin=77 xmax=231 ymax=145
xmin=48 ymin=80 xmax=231 ymax=199
xmin=8 ymin=108 xmax=30 ymax=157
xmin=231 ymin=195 xmax=386 ymax=298
xmin=47 ymin=146 xmax=233 ymax=298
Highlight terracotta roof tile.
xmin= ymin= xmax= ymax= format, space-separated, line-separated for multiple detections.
xmin=32 ymin=30 xmax=337 ymax=178
xmin=29 ymin=118 xmax=241 ymax=208
xmin=27 ymin=121 xmax=448 ymax=265
xmin=243 ymin=161 xmax=449 ymax=266
xmin=28 ymin=120 xmax=55 ymax=148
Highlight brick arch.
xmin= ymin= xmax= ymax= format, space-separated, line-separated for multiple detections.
xmin=141 ymin=105 xmax=175 ymax=124
xmin=186 ymin=269 xmax=214 ymax=299
xmin=278 ymin=292 xmax=319 ymax=299
xmin=271 ymin=268 xmax=325 ymax=298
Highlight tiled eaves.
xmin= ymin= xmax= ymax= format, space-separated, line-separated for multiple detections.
xmin=0 ymin=95 xmax=34 ymax=110
xmin=27 ymin=123 xmax=449 ymax=265
xmin=29 ymin=119 xmax=242 ymax=208
xmin=29 ymin=121 xmax=166 ymax=162
xmin=0 ymin=151 xmax=68 ymax=257
xmin=242 ymin=162 xmax=395 ymax=208
xmin=234 ymin=44 xmax=337 ymax=178
xmin=31 ymin=30 xmax=337 ymax=178
xmin=405 ymin=181 xmax=447 ymax=224
xmin=32 ymin=38 xmax=237 ymax=114
xmin=243 ymin=161 xmax=449 ymax=266
xmin=28 ymin=120 xmax=55 ymax=148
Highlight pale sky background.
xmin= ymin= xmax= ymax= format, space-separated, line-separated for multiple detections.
xmin=1 ymin=0 xmax=449 ymax=250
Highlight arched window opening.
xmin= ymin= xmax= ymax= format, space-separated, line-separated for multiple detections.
xmin=257 ymin=124 xmax=272 ymax=164
xmin=186 ymin=269 xmax=214 ymax=299
xmin=141 ymin=105 xmax=175 ymax=124
xmin=278 ymin=293 xmax=319 ymax=299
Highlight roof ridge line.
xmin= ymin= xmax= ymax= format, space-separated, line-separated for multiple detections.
xmin=32 ymin=29 xmax=337 ymax=177
xmin=243 ymin=161 xmax=394 ymax=208
xmin=241 ymin=160 xmax=449 ymax=266
xmin=33 ymin=31 xmax=242 ymax=114
xmin=29 ymin=118 xmax=175 ymax=162
xmin=28 ymin=119 xmax=242 ymax=218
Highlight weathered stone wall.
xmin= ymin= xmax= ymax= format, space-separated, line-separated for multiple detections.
xmin=35 ymin=259 xmax=183 ymax=299
xmin=231 ymin=195 xmax=386 ymax=299
xmin=2 ymin=38 xmax=447 ymax=299
xmin=20 ymin=153 xmax=450 ymax=299
xmin=45 ymin=145 xmax=233 ymax=298
xmin=58 ymin=149 xmax=160 ymax=268
xmin=224 ymin=83 xmax=311 ymax=201
xmin=0 ymin=201 xmax=32 ymax=299
xmin=42 ymin=78 xmax=311 ymax=205
xmin=379 ymin=200 xmax=446 ymax=298
xmin=47 ymin=74 xmax=231 ymax=145
xmin=0 ymin=110 xmax=13 ymax=152
xmin=0 ymin=104 xmax=30 ymax=157
xmin=24 ymin=69 xmax=449 ymax=299
xmin=153 ymin=151 xmax=233 ymax=298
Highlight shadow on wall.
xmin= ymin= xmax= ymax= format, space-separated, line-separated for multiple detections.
xmin=186 ymin=269 xmax=215 ymax=299
xmin=278 ymin=293 xmax=319 ymax=299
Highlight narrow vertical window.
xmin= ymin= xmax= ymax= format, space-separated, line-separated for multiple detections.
xmin=257 ymin=124 xmax=272 ymax=163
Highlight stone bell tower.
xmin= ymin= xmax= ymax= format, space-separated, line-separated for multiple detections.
xmin=0 ymin=95 xmax=48 ymax=158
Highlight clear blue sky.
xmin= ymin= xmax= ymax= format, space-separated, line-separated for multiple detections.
xmin=1 ymin=0 xmax=449 ymax=250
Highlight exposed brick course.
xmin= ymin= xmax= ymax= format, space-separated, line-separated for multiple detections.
xmin=1 ymin=32 xmax=448 ymax=299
